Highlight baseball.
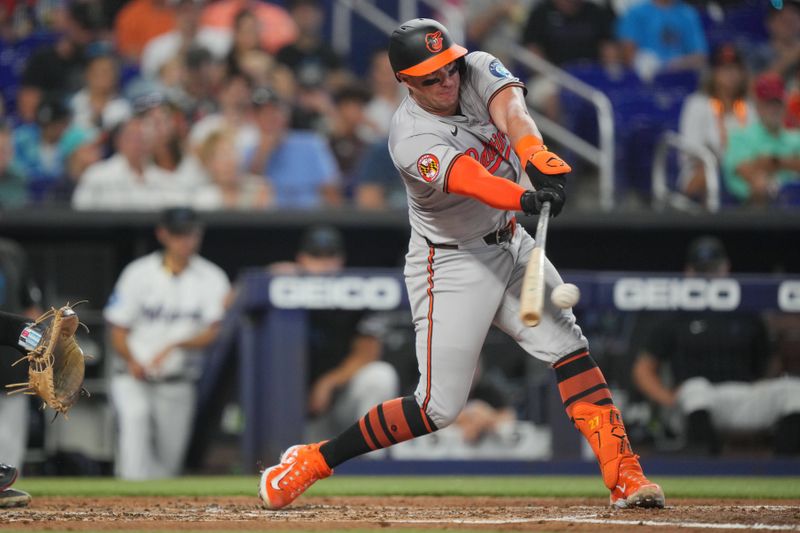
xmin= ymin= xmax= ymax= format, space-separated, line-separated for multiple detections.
xmin=551 ymin=283 xmax=580 ymax=309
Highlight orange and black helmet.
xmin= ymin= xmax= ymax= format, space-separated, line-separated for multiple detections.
xmin=389 ymin=18 xmax=467 ymax=79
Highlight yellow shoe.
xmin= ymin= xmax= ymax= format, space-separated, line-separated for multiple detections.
xmin=258 ymin=442 xmax=332 ymax=510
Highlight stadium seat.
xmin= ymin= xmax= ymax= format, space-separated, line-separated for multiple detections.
xmin=777 ymin=181 xmax=800 ymax=207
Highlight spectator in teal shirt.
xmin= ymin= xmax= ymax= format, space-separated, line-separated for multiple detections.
xmin=0 ymin=123 xmax=28 ymax=209
xmin=723 ymin=73 xmax=800 ymax=206
xmin=617 ymin=0 xmax=707 ymax=81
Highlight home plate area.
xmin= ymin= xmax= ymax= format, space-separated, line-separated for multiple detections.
xmin=1 ymin=496 xmax=799 ymax=531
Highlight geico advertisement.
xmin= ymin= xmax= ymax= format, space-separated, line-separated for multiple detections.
xmin=613 ymin=278 xmax=800 ymax=312
xmin=269 ymin=276 xmax=403 ymax=310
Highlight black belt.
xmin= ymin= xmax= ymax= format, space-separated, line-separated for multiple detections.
xmin=425 ymin=218 xmax=516 ymax=250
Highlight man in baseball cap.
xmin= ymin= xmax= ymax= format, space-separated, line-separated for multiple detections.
xmin=723 ymin=72 xmax=800 ymax=205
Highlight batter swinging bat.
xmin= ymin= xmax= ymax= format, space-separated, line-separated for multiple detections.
xmin=520 ymin=201 xmax=551 ymax=327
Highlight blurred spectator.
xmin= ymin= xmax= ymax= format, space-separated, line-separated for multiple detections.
xmin=134 ymin=90 xmax=205 ymax=188
xmin=193 ymin=129 xmax=271 ymax=210
xmin=200 ymin=0 xmax=296 ymax=55
xmin=105 ymin=207 xmax=231 ymax=479
xmin=522 ymin=0 xmax=619 ymax=68
xmin=141 ymin=0 xmax=230 ymax=80
xmin=223 ymin=9 xmax=293 ymax=97
xmin=46 ymin=126 xmax=101 ymax=205
xmin=787 ymin=68 xmax=800 ymax=129
xmin=617 ymin=0 xmax=708 ymax=82
xmin=18 ymin=1 xmax=105 ymax=120
xmin=745 ymin=0 xmax=800 ymax=79
xmin=114 ymin=0 xmax=176 ymax=62
xmin=0 ymin=122 xmax=27 ymax=208
xmin=269 ymin=225 xmax=399 ymax=442
xmin=455 ymin=363 xmax=517 ymax=444
xmin=71 ymin=115 xmax=186 ymax=210
xmin=353 ymin=140 xmax=405 ymax=210
xmin=189 ymin=71 xmax=259 ymax=160
xmin=181 ymin=46 xmax=225 ymax=123
xmin=632 ymin=236 xmax=800 ymax=456
xmin=70 ymin=50 xmax=132 ymax=131
xmin=722 ymin=73 xmax=800 ymax=206
xmin=246 ymin=86 xmax=341 ymax=208
xmin=464 ymin=0 xmax=532 ymax=68
xmin=275 ymin=0 xmax=349 ymax=90
xmin=363 ymin=48 xmax=405 ymax=137
xmin=678 ymin=43 xmax=755 ymax=201
xmin=0 ymin=238 xmax=41 ymax=471
xmin=12 ymin=97 xmax=89 ymax=201
xmin=328 ymin=85 xmax=372 ymax=199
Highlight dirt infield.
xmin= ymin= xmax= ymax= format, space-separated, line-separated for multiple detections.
xmin=1 ymin=496 xmax=799 ymax=531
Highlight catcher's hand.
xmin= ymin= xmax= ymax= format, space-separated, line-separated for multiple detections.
xmin=6 ymin=302 xmax=90 ymax=417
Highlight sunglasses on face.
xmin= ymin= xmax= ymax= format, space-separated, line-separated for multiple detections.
xmin=420 ymin=63 xmax=460 ymax=87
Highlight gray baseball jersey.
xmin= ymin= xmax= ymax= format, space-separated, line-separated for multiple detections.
xmin=388 ymin=52 xmax=588 ymax=429
xmin=389 ymin=51 xmax=525 ymax=243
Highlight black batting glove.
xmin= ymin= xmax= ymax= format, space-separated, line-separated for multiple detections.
xmin=520 ymin=189 xmax=565 ymax=217
xmin=522 ymin=161 xmax=567 ymax=217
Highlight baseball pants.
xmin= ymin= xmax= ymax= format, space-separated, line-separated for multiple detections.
xmin=404 ymin=223 xmax=588 ymax=429
xmin=678 ymin=375 xmax=800 ymax=433
xmin=110 ymin=375 xmax=196 ymax=479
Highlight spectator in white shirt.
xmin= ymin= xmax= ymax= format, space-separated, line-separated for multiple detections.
xmin=71 ymin=116 xmax=187 ymax=210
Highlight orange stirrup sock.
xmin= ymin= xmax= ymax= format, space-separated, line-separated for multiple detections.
xmin=572 ymin=402 xmax=635 ymax=490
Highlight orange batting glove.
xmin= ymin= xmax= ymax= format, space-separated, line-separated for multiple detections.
xmin=514 ymin=135 xmax=572 ymax=176
xmin=515 ymin=135 xmax=570 ymax=217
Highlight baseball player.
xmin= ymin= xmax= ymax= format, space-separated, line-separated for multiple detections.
xmin=105 ymin=207 xmax=231 ymax=479
xmin=0 ymin=309 xmax=54 ymax=508
xmin=259 ymin=18 xmax=665 ymax=510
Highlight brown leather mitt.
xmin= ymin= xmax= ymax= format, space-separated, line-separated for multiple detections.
xmin=6 ymin=302 xmax=90 ymax=417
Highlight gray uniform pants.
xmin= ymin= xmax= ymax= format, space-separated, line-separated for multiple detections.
xmin=110 ymin=375 xmax=196 ymax=480
xmin=0 ymin=394 xmax=28 ymax=468
xmin=404 ymin=223 xmax=587 ymax=429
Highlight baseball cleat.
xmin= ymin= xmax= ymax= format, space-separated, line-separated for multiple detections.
xmin=609 ymin=456 xmax=665 ymax=509
xmin=0 ymin=464 xmax=18 ymax=492
xmin=0 ymin=488 xmax=31 ymax=508
xmin=258 ymin=442 xmax=332 ymax=510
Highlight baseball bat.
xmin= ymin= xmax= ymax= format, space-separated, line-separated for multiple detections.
xmin=519 ymin=201 xmax=551 ymax=327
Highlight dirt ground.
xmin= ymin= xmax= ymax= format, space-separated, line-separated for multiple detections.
xmin=1 ymin=496 xmax=799 ymax=532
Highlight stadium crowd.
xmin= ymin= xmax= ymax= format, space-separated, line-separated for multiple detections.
xmin=0 ymin=0 xmax=798 ymax=211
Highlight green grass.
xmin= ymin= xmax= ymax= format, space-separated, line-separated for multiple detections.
xmin=14 ymin=475 xmax=800 ymax=500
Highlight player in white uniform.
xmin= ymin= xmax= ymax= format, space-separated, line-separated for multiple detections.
xmin=259 ymin=19 xmax=664 ymax=510
xmin=105 ymin=207 xmax=230 ymax=479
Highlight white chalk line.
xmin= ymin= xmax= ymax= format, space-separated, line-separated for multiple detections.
xmin=392 ymin=513 xmax=800 ymax=530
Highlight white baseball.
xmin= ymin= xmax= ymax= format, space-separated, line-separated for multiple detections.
xmin=551 ymin=283 xmax=580 ymax=309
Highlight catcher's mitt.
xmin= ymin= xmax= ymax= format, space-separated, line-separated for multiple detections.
xmin=6 ymin=302 xmax=90 ymax=417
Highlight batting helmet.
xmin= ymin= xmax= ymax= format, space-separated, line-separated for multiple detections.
xmin=388 ymin=18 xmax=467 ymax=78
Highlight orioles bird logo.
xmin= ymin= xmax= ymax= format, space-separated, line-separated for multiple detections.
xmin=417 ymin=154 xmax=440 ymax=182
xmin=425 ymin=31 xmax=443 ymax=53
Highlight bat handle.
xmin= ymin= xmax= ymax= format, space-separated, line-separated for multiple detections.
xmin=534 ymin=201 xmax=551 ymax=250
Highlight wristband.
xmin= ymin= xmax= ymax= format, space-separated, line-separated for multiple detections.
xmin=514 ymin=134 xmax=546 ymax=164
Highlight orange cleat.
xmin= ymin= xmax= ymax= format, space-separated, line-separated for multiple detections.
xmin=258 ymin=442 xmax=333 ymax=510
xmin=572 ymin=402 xmax=665 ymax=509
xmin=609 ymin=455 xmax=665 ymax=509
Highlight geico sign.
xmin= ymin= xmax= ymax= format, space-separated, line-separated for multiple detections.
xmin=778 ymin=281 xmax=800 ymax=312
xmin=269 ymin=276 xmax=402 ymax=310
xmin=613 ymin=278 xmax=740 ymax=311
